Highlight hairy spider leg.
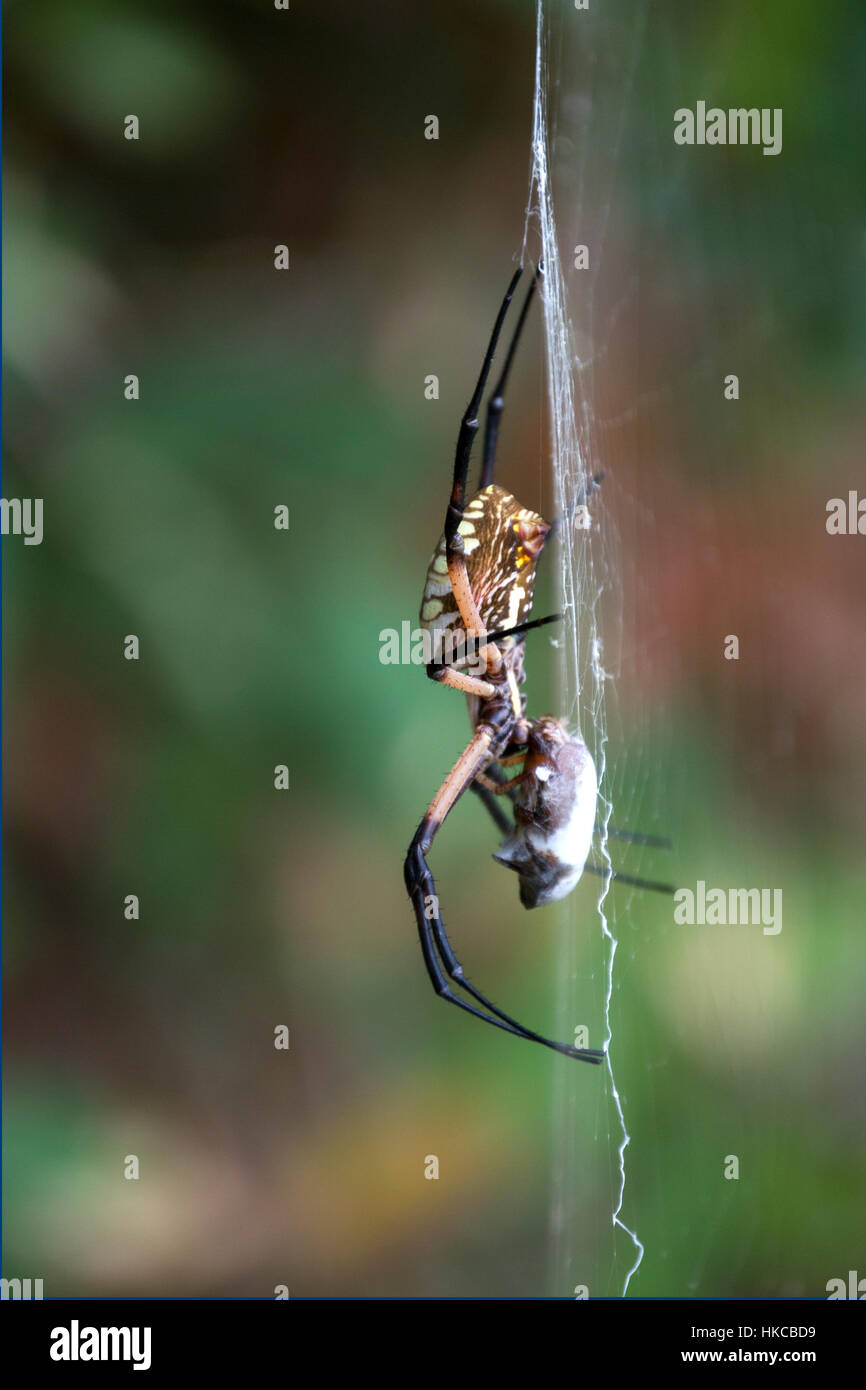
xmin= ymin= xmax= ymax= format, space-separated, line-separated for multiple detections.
xmin=443 ymin=268 xmax=525 ymax=676
xmin=479 ymin=267 xmax=540 ymax=490
xmin=474 ymin=768 xmax=526 ymax=794
xmin=426 ymin=665 xmax=496 ymax=700
xmin=404 ymin=726 xmax=604 ymax=1063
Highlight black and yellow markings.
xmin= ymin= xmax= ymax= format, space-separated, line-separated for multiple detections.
xmin=419 ymin=484 xmax=550 ymax=636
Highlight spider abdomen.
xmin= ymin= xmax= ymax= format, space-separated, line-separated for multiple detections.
xmin=420 ymin=484 xmax=550 ymax=640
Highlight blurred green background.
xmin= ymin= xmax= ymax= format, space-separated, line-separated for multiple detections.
xmin=3 ymin=0 xmax=864 ymax=1297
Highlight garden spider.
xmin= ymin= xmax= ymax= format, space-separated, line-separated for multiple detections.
xmin=404 ymin=265 xmax=670 ymax=1062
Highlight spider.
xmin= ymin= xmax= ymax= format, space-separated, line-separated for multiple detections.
xmin=403 ymin=265 xmax=671 ymax=1062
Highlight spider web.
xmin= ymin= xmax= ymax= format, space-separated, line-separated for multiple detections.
xmin=523 ymin=0 xmax=655 ymax=1299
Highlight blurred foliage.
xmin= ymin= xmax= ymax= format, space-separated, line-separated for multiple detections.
xmin=3 ymin=0 xmax=864 ymax=1296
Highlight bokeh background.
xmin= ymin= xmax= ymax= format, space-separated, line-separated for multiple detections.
xmin=3 ymin=0 xmax=864 ymax=1297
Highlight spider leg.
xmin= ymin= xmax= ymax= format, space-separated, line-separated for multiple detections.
xmin=427 ymin=614 xmax=557 ymax=682
xmin=404 ymin=729 xmax=604 ymax=1064
xmin=479 ymin=267 xmax=540 ymax=490
xmin=483 ymin=612 xmax=563 ymax=646
xmin=406 ymin=837 xmax=603 ymax=1063
xmin=475 ymin=770 xmax=525 ymax=794
xmin=445 ymin=267 xmax=522 ymax=548
xmin=425 ymin=663 xmax=495 ymax=700
xmin=445 ymin=269 xmax=524 ymax=674
xmin=600 ymin=825 xmax=673 ymax=851
xmin=406 ymin=839 xmax=567 ymax=1050
xmin=584 ymin=862 xmax=675 ymax=895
